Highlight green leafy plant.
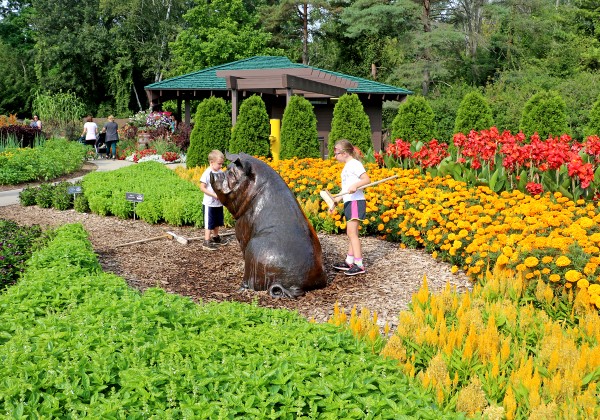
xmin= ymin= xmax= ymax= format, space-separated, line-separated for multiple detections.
xmin=35 ymin=183 xmax=54 ymax=208
xmin=19 ymin=186 xmax=39 ymax=206
xmin=0 ymin=219 xmax=42 ymax=289
xmin=33 ymin=91 xmax=86 ymax=139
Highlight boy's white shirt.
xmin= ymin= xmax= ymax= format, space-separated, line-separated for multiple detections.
xmin=200 ymin=167 xmax=223 ymax=207
xmin=341 ymin=158 xmax=366 ymax=202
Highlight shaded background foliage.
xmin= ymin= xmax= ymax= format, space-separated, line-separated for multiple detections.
xmin=1 ymin=0 xmax=600 ymax=142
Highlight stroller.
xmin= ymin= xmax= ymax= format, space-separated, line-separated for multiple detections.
xmin=82 ymin=133 xmax=107 ymax=158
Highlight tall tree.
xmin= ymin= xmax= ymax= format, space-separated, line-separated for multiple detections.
xmin=260 ymin=0 xmax=331 ymax=64
xmin=170 ymin=0 xmax=283 ymax=75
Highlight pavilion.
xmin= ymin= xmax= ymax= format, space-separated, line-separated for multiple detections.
xmin=145 ymin=56 xmax=412 ymax=154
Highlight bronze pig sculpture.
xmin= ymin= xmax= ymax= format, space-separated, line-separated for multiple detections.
xmin=210 ymin=153 xmax=327 ymax=298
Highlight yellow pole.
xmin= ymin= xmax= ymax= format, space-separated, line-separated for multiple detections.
xmin=269 ymin=119 xmax=281 ymax=163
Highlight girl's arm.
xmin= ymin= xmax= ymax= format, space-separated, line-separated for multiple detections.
xmin=347 ymin=172 xmax=371 ymax=194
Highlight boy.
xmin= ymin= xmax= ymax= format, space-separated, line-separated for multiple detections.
xmin=199 ymin=150 xmax=228 ymax=251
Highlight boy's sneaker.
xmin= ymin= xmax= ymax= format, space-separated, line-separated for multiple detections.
xmin=333 ymin=261 xmax=352 ymax=271
xmin=210 ymin=235 xmax=229 ymax=245
xmin=345 ymin=264 xmax=366 ymax=276
xmin=202 ymin=240 xmax=219 ymax=251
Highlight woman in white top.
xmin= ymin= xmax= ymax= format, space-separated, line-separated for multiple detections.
xmin=81 ymin=115 xmax=98 ymax=149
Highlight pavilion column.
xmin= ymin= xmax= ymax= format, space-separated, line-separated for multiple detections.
xmin=177 ymin=99 xmax=182 ymax=122
xmin=231 ymin=89 xmax=239 ymax=126
xmin=286 ymin=87 xmax=293 ymax=104
xmin=185 ymin=100 xmax=191 ymax=125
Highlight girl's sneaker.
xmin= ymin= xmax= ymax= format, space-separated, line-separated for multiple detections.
xmin=333 ymin=261 xmax=352 ymax=271
xmin=345 ymin=264 xmax=365 ymax=276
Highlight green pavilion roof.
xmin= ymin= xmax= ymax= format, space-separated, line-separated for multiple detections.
xmin=145 ymin=56 xmax=412 ymax=95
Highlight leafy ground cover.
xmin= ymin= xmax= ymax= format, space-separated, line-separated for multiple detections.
xmin=0 ymin=224 xmax=463 ymax=419
xmin=0 ymin=138 xmax=86 ymax=185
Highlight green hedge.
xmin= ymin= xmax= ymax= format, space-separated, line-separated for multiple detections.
xmin=0 ymin=224 xmax=463 ymax=418
xmin=82 ymin=161 xmax=204 ymax=226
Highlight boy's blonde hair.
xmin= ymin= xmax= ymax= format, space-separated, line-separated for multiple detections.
xmin=208 ymin=150 xmax=225 ymax=163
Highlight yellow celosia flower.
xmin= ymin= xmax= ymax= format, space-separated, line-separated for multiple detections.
xmin=524 ymin=256 xmax=539 ymax=268
xmin=555 ymin=256 xmax=571 ymax=267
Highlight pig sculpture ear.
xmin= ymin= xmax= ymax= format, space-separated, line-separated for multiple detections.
xmin=225 ymin=151 xmax=240 ymax=162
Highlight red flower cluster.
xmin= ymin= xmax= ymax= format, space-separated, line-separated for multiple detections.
xmin=133 ymin=148 xmax=157 ymax=163
xmin=162 ymin=151 xmax=179 ymax=162
xmin=526 ymin=182 xmax=543 ymax=196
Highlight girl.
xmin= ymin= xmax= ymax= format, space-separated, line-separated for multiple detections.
xmin=330 ymin=139 xmax=371 ymax=275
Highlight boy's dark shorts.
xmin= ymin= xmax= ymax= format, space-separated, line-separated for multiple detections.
xmin=203 ymin=205 xmax=224 ymax=230
xmin=343 ymin=200 xmax=366 ymax=221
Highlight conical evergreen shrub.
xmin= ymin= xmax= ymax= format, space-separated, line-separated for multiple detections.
xmin=454 ymin=91 xmax=494 ymax=135
xmin=584 ymin=96 xmax=600 ymax=138
xmin=519 ymin=90 xmax=569 ymax=139
xmin=328 ymin=93 xmax=372 ymax=157
xmin=280 ymin=95 xmax=320 ymax=159
xmin=391 ymin=96 xmax=436 ymax=143
xmin=187 ymin=97 xmax=231 ymax=168
xmin=229 ymin=95 xmax=270 ymax=157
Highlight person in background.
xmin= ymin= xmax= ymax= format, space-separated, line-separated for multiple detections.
xmin=199 ymin=150 xmax=229 ymax=251
xmin=30 ymin=115 xmax=42 ymax=130
xmin=101 ymin=115 xmax=119 ymax=159
xmin=81 ymin=115 xmax=99 ymax=153
xmin=330 ymin=139 xmax=371 ymax=276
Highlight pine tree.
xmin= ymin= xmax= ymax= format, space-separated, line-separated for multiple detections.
xmin=328 ymin=93 xmax=372 ymax=157
xmin=186 ymin=97 xmax=231 ymax=168
xmin=519 ymin=90 xmax=569 ymax=139
xmin=229 ymin=95 xmax=270 ymax=156
xmin=280 ymin=95 xmax=320 ymax=159
xmin=391 ymin=96 xmax=436 ymax=143
xmin=454 ymin=91 xmax=494 ymax=135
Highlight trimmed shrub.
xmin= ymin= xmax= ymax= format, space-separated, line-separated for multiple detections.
xmin=391 ymin=96 xmax=436 ymax=144
xmin=280 ymin=95 xmax=320 ymax=159
xmin=19 ymin=186 xmax=39 ymax=206
xmin=0 ymin=219 xmax=42 ymax=289
xmin=35 ymin=183 xmax=54 ymax=208
xmin=519 ymin=90 xmax=569 ymax=139
xmin=328 ymin=93 xmax=372 ymax=156
xmin=187 ymin=97 xmax=231 ymax=168
xmin=52 ymin=182 xmax=74 ymax=211
xmin=584 ymin=95 xmax=600 ymax=138
xmin=454 ymin=91 xmax=494 ymax=135
xmin=229 ymin=95 xmax=270 ymax=157
xmin=74 ymin=194 xmax=90 ymax=213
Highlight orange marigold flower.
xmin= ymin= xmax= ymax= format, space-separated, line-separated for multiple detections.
xmin=565 ymin=270 xmax=582 ymax=283
xmin=524 ymin=257 xmax=539 ymax=268
xmin=555 ymin=256 xmax=571 ymax=267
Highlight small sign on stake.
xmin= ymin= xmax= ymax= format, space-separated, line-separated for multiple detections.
xmin=67 ymin=186 xmax=83 ymax=195
xmin=67 ymin=185 xmax=83 ymax=200
xmin=125 ymin=192 xmax=144 ymax=220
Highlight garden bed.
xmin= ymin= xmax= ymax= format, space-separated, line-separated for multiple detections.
xmin=0 ymin=204 xmax=472 ymax=329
